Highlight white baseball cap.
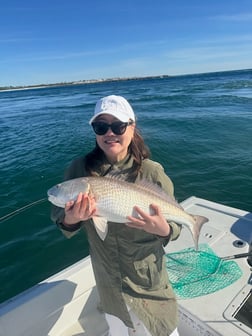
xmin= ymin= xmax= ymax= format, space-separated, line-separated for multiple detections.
xmin=89 ymin=95 xmax=135 ymax=124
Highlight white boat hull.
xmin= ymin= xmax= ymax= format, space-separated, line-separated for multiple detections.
xmin=0 ymin=197 xmax=251 ymax=336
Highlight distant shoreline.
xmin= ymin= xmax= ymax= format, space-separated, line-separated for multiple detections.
xmin=1 ymin=68 xmax=250 ymax=92
xmin=0 ymin=75 xmax=170 ymax=92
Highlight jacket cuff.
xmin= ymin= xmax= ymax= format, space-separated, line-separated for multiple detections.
xmin=57 ymin=221 xmax=82 ymax=232
xmin=156 ymin=224 xmax=173 ymax=246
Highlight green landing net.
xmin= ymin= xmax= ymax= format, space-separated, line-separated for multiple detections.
xmin=166 ymin=244 xmax=243 ymax=299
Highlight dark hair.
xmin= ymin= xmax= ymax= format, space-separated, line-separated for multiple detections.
xmin=84 ymin=126 xmax=150 ymax=179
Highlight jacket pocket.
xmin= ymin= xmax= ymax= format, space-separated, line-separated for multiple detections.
xmin=134 ymin=253 xmax=162 ymax=289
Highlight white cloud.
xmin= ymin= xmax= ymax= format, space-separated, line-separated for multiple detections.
xmin=211 ymin=13 xmax=252 ymax=22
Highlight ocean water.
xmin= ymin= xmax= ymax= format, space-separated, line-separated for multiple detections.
xmin=0 ymin=69 xmax=252 ymax=303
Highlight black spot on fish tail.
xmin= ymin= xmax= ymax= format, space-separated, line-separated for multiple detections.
xmin=193 ymin=215 xmax=209 ymax=229
xmin=191 ymin=215 xmax=209 ymax=250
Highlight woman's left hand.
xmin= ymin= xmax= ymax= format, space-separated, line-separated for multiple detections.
xmin=126 ymin=204 xmax=171 ymax=237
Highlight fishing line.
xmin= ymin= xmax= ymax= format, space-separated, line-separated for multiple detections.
xmin=0 ymin=198 xmax=47 ymax=223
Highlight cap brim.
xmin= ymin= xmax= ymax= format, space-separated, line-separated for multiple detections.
xmin=89 ymin=111 xmax=130 ymax=125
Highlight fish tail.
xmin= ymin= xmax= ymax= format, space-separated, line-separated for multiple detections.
xmin=191 ymin=215 xmax=209 ymax=250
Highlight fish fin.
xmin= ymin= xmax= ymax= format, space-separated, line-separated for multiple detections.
xmin=190 ymin=214 xmax=209 ymax=250
xmin=192 ymin=214 xmax=209 ymax=228
xmin=92 ymin=216 xmax=108 ymax=241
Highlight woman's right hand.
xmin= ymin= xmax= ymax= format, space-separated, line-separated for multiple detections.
xmin=63 ymin=192 xmax=96 ymax=226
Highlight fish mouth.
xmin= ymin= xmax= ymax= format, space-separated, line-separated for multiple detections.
xmin=48 ymin=194 xmax=65 ymax=208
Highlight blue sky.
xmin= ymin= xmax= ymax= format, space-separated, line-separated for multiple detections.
xmin=1 ymin=0 xmax=252 ymax=87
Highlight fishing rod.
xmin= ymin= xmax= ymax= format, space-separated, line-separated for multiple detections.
xmin=221 ymin=251 xmax=252 ymax=261
xmin=0 ymin=198 xmax=47 ymax=223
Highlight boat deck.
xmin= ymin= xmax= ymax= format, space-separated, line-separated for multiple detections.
xmin=0 ymin=197 xmax=251 ymax=336
xmin=170 ymin=197 xmax=252 ymax=336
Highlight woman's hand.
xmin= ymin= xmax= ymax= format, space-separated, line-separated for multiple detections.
xmin=63 ymin=192 xmax=96 ymax=226
xmin=126 ymin=204 xmax=171 ymax=237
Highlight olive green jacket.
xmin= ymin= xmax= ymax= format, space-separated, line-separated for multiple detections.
xmin=51 ymin=155 xmax=181 ymax=335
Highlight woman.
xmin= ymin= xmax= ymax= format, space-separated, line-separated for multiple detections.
xmin=51 ymin=95 xmax=181 ymax=336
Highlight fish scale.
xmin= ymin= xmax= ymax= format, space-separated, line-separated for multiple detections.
xmin=85 ymin=177 xmax=191 ymax=223
xmin=48 ymin=176 xmax=209 ymax=249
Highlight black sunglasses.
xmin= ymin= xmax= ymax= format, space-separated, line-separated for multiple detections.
xmin=91 ymin=121 xmax=134 ymax=135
